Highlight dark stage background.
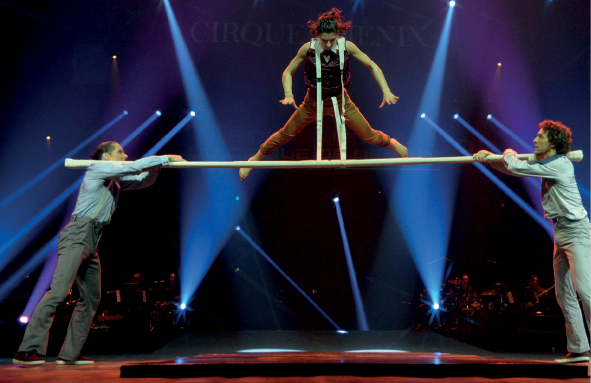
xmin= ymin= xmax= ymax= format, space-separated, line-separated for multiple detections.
xmin=0 ymin=0 xmax=589 ymax=335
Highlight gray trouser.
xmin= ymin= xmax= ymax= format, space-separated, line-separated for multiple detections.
xmin=18 ymin=216 xmax=103 ymax=360
xmin=553 ymin=217 xmax=591 ymax=354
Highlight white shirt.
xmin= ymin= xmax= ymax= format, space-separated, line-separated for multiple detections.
xmin=503 ymin=152 xmax=587 ymax=221
xmin=72 ymin=156 xmax=169 ymax=225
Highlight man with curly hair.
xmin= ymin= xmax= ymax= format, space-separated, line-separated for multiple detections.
xmin=474 ymin=120 xmax=590 ymax=363
xmin=239 ymin=8 xmax=407 ymax=180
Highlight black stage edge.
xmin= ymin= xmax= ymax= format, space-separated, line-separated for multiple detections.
xmin=120 ymin=352 xmax=589 ymax=378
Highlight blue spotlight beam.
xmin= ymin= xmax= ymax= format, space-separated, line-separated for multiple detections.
xmin=119 ymin=112 xmax=161 ymax=148
xmin=455 ymin=114 xmax=542 ymax=192
xmin=143 ymin=113 xmax=194 ymax=156
xmin=423 ymin=115 xmax=553 ymax=235
xmin=488 ymin=115 xmax=534 ymax=152
xmin=392 ymin=4 xmax=456 ymax=308
xmin=455 ymin=115 xmax=501 ymax=154
xmin=418 ymin=5 xmax=455 ymax=122
xmin=19 ymin=240 xmax=59 ymax=315
xmin=489 ymin=115 xmax=590 ymax=199
xmin=163 ymin=0 xmax=243 ymax=305
xmin=0 ymin=179 xmax=82 ymax=273
xmin=334 ymin=200 xmax=369 ymax=331
xmin=0 ymin=235 xmax=57 ymax=305
xmin=236 ymin=228 xmax=343 ymax=330
xmin=0 ymin=111 xmax=128 ymax=211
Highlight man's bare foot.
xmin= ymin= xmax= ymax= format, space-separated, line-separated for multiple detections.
xmin=389 ymin=138 xmax=408 ymax=157
xmin=239 ymin=157 xmax=256 ymax=181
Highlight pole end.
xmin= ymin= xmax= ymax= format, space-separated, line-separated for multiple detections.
xmin=567 ymin=150 xmax=583 ymax=163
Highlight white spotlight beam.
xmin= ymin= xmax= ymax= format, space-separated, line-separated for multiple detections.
xmin=65 ymin=151 xmax=583 ymax=170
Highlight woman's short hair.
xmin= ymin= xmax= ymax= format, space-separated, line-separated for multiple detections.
xmin=307 ymin=8 xmax=352 ymax=35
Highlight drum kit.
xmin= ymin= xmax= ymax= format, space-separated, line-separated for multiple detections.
xmin=441 ymin=279 xmax=532 ymax=330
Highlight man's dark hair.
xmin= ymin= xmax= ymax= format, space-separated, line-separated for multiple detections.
xmin=91 ymin=141 xmax=118 ymax=160
xmin=307 ymin=8 xmax=352 ymax=35
xmin=539 ymin=120 xmax=572 ymax=155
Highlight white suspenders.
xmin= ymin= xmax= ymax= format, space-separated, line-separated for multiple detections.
xmin=90 ymin=179 xmax=118 ymax=220
xmin=313 ymin=37 xmax=347 ymax=165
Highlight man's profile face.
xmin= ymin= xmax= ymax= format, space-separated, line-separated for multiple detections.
xmin=103 ymin=143 xmax=128 ymax=161
xmin=533 ymin=129 xmax=554 ymax=157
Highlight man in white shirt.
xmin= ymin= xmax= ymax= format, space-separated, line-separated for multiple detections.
xmin=474 ymin=120 xmax=590 ymax=363
xmin=13 ymin=141 xmax=185 ymax=365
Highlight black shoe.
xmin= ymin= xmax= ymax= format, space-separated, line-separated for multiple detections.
xmin=56 ymin=354 xmax=94 ymax=365
xmin=555 ymin=351 xmax=590 ymax=363
xmin=13 ymin=351 xmax=45 ymax=366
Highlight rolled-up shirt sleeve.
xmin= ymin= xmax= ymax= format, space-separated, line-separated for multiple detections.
xmin=91 ymin=156 xmax=170 ymax=191
xmin=503 ymin=152 xmax=561 ymax=179
xmin=496 ymin=152 xmax=586 ymax=221
xmin=72 ymin=156 xmax=171 ymax=224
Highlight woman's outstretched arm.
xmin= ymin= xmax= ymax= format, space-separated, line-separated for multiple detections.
xmin=346 ymin=40 xmax=399 ymax=108
xmin=280 ymin=42 xmax=310 ymax=109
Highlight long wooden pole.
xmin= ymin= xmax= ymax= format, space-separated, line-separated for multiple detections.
xmin=64 ymin=150 xmax=583 ymax=169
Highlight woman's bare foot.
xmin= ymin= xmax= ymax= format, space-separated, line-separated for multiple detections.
xmin=388 ymin=138 xmax=408 ymax=157
xmin=239 ymin=158 xmax=255 ymax=181
xmin=239 ymin=152 xmax=265 ymax=181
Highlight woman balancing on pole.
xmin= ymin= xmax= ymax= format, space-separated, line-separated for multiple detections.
xmin=239 ymin=8 xmax=408 ymax=180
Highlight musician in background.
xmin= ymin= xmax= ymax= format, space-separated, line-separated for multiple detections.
xmin=525 ymin=275 xmax=548 ymax=301
xmin=454 ymin=274 xmax=475 ymax=301
xmin=524 ymin=275 xmax=553 ymax=314
xmin=166 ymin=273 xmax=181 ymax=301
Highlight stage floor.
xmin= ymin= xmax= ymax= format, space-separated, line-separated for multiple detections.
xmin=121 ymin=351 xmax=589 ymax=379
xmin=1 ymin=330 xmax=589 ymax=382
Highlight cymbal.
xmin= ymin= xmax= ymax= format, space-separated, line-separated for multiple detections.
xmin=448 ymin=279 xmax=462 ymax=285
xmin=490 ymin=282 xmax=505 ymax=287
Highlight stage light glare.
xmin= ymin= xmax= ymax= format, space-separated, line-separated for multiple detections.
xmin=239 ymin=349 xmax=305 ymax=353
xmin=487 ymin=114 xmax=492 ymax=119
xmin=112 ymin=56 xmax=117 ymax=59
xmin=497 ymin=63 xmax=502 ymax=66
xmin=156 ymin=110 xmax=161 ymax=116
xmin=190 ymin=111 xmax=196 ymax=116
xmin=333 ymin=197 xmax=339 ymax=202
xmin=346 ymin=349 xmax=406 ymax=353
xmin=46 ymin=136 xmax=51 ymax=140
xmin=453 ymin=114 xmax=458 ymax=119
xmin=421 ymin=113 xmax=426 ymax=118
xmin=235 ymin=226 xmax=241 ymax=231
xmin=123 ymin=110 xmax=129 ymax=115
xmin=235 ymin=196 xmax=240 ymax=201
xmin=433 ymin=303 xmax=440 ymax=310
xmin=449 ymin=1 xmax=455 ymax=7
xmin=180 ymin=303 xmax=186 ymax=310
xmin=19 ymin=316 xmax=29 ymax=324
xmin=337 ymin=330 xmax=349 ymax=334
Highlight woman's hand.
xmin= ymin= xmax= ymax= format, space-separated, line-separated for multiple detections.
xmin=379 ymin=92 xmax=399 ymax=108
xmin=280 ymin=96 xmax=297 ymax=109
